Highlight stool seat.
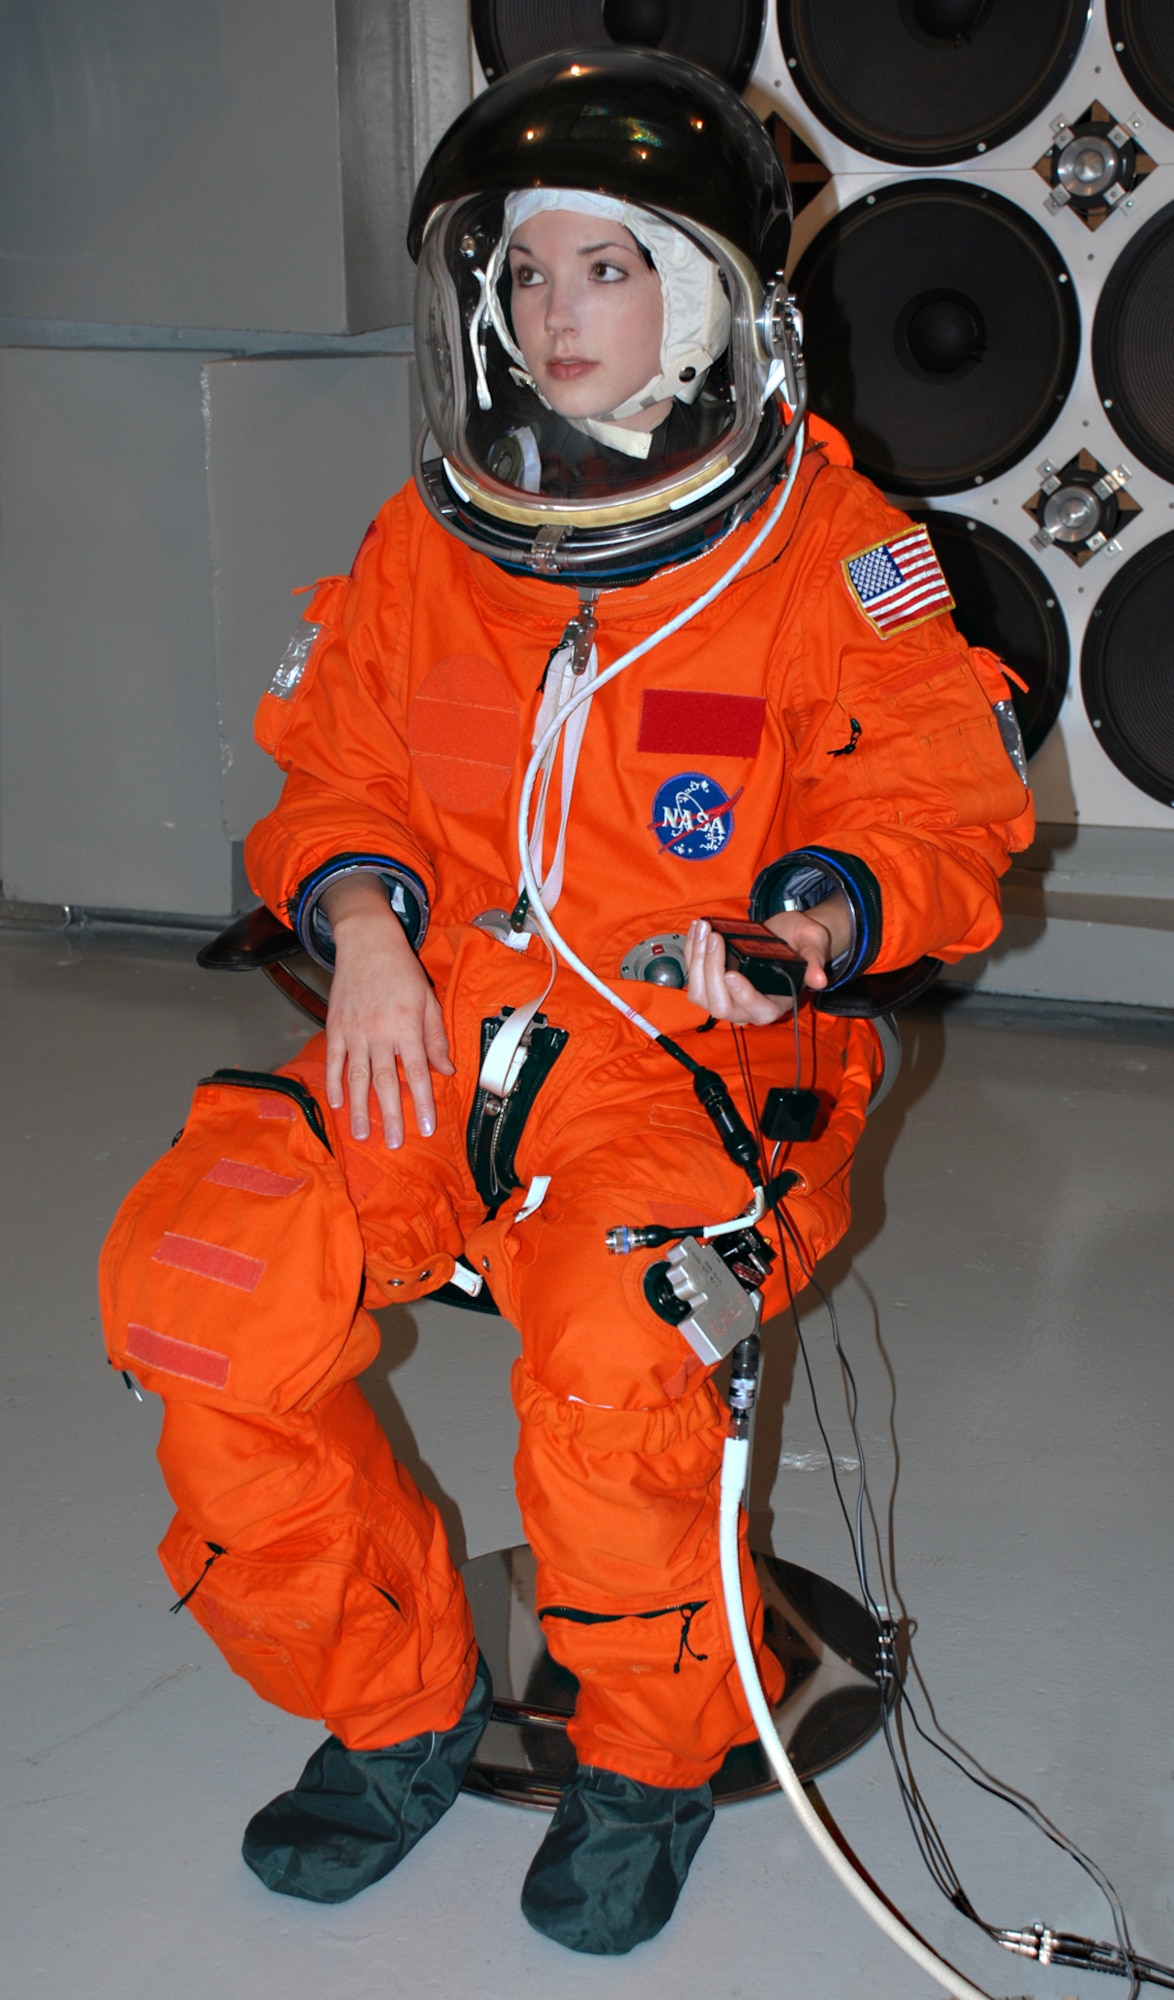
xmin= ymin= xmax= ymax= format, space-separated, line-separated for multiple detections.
xmin=458 ymin=1544 xmax=893 ymax=1808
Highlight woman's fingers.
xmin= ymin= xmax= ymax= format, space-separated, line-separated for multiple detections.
xmin=322 ymin=913 xmax=456 ymax=1148
xmin=684 ymin=920 xmax=795 ymax=1027
xmin=422 ymin=989 xmax=455 ymax=1076
xmin=347 ymin=1059 xmax=373 ymax=1141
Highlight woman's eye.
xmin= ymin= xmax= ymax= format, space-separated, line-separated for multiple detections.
xmin=591 ymin=261 xmax=626 ymax=282
xmin=511 ymin=264 xmax=541 ymax=287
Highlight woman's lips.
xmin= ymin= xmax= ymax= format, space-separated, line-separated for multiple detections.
xmin=546 ymin=358 xmax=598 ymax=380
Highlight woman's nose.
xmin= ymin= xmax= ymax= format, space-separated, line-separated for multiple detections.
xmin=544 ymin=275 xmax=579 ymax=337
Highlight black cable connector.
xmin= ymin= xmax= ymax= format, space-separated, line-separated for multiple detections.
xmin=691 ymin=1066 xmax=763 ymax=1183
xmin=728 ymin=1332 xmax=761 ymax=1441
xmin=651 ymin=1036 xmax=762 ymax=1190
xmin=605 ymin=1223 xmax=686 ymax=1255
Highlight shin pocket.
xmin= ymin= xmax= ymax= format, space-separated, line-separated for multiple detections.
xmin=160 ymin=1513 xmax=413 ymax=1726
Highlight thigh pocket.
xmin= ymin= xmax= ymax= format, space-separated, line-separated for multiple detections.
xmin=101 ymin=1073 xmax=366 ymax=1415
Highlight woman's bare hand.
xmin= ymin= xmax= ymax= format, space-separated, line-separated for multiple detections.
xmin=683 ymin=893 xmax=852 ymax=1028
xmin=321 ymin=875 xmax=453 ymax=1146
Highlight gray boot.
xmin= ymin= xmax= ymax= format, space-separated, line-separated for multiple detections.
xmin=243 ymin=1652 xmax=492 ymax=1903
xmin=521 ymin=1763 xmax=714 ymax=1953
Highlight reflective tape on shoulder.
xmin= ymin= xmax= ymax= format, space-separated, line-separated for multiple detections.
xmin=152 ymin=1233 xmax=265 ymax=1291
xmin=204 ymin=1158 xmax=306 ymax=1198
xmin=125 ymin=1323 xmax=230 ymax=1390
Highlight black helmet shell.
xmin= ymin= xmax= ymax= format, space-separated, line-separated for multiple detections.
xmin=406 ymin=47 xmax=792 ymax=281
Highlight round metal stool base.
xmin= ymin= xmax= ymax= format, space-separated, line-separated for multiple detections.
xmin=459 ymin=1545 xmax=887 ymax=1809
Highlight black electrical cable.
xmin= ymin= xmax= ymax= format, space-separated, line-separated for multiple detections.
xmin=727 ymin=1019 xmax=1162 ymax=1998
xmin=769 ymin=1184 xmax=1146 ymax=1996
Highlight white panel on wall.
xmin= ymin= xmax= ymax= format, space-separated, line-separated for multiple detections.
xmin=0 ymin=349 xmax=231 ymax=915
xmin=204 ymin=355 xmax=417 ymax=844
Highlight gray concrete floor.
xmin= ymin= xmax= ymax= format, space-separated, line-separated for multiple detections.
xmin=3 ymin=922 xmax=1173 ymax=2000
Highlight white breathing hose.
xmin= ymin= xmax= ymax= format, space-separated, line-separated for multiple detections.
xmin=513 ymin=419 xmax=808 ymax=1043
xmin=508 ymin=425 xmax=1015 ymax=1998
xmin=719 ymin=1438 xmax=1005 ymax=2000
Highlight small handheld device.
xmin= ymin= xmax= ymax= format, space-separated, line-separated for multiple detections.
xmin=707 ymin=919 xmax=807 ymax=998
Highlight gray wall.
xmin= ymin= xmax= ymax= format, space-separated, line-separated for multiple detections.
xmin=206 ymin=355 xmax=417 ymax=845
xmin=0 ymin=348 xmax=416 ymax=916
xmin=0 ymin=0 xmax=349 ymax=335
xmin=0 ymin=349 xmax=228 ymax=913
xmin=0 ymin=0 xmax=468 ymax=921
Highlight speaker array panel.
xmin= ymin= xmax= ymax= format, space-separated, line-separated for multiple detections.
xmin=468 ymin=0 xmax=1174 ymax=826
xmin=1082 ymin=530 xmax=1174 ymax=805
xmin=792 ymin=181 xmax=1080 ymax=493
xmin=1092 ymin=199 xmax=1174 ymax=482
xmin=772 ymin=0 xmax=1174 ymax=827
xmin=1108 ymin=0 xmax=1174 ymax=134
xmin=470 ymin=0 xmax=763 ymax=89
xmin=775 ymin=0 xmax=1087 ymax=167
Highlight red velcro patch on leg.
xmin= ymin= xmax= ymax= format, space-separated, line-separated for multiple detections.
xmin=126 ymin=1322 xmax=230 ymax=1390
xmin=637 ymin=691 xmax=766 ymax=758
xmin=341 ymin=1145 xmax=384 ymax=1206
xmin=257 ymin=1094 xmax=297 ymax=1119
xmin=204 ymin=1158 xmax=306 ymax=1198
xmin=152 ymin=1232 xmax=265 ymax=1291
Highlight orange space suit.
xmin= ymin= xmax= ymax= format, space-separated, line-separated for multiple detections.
xmin=101 ymin=422 xmax=1032 ymax=1790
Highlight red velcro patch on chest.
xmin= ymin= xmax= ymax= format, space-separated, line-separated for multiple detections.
xmin=637 ymin=691 xmax=766 ymax=759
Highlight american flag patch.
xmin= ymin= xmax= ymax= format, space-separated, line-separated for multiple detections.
xmin=842 ymin=528 xmax=954 ymax=638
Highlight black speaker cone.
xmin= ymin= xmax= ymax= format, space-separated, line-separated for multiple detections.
xmin=912 ymin=512 xmax=1068 ymax=759
xmin=776 ymin=0 xmax=1087 ymax=165
xmin=1093 ymin=200 xmax=1174 ymax=486
xmin=1106 ymin=0 xmax=1174 ymax=133
xmin=1082 ymin=532 xmax=1174 ymax=808
xmin=603 ymin=0 xmax=671 ymax=41
xmin=471 ymin=0 xmax=764 ymax=89
xmin=792 ymin=181 xmax=1080 ymax=495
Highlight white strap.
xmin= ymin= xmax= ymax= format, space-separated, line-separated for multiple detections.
xmin=479 ymin=638 xmax=596 ymax=1098
xmin=468 ymin=267 xmax=495 ymax=412
xmin=477 ymin=990 xmax=543 ymax=1097
xmin=525 ymin=640 xmax=597 ymax=912
xmin=515 ymin=1175 xmax=552 ymax=1222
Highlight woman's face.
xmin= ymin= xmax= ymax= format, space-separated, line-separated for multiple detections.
xmin=506 ymin=207 xmax=670 ymax=430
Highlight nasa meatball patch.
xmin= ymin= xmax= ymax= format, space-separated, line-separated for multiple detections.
xmin=650 ymin=772 xmax=739 ymax=859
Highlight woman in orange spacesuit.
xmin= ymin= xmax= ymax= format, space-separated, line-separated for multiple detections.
xmin=101 ymin=47 xmax=1032 ymax=1955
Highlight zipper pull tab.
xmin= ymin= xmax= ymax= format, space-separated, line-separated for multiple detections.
xmin=537 ymin=590 xmax=598 ymax=694
xmin=566 ymin=589 xmax=599 ymax=675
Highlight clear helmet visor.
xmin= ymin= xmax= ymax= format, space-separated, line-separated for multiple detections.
xmin=414 ymin=189 xmax=776 ymax=532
